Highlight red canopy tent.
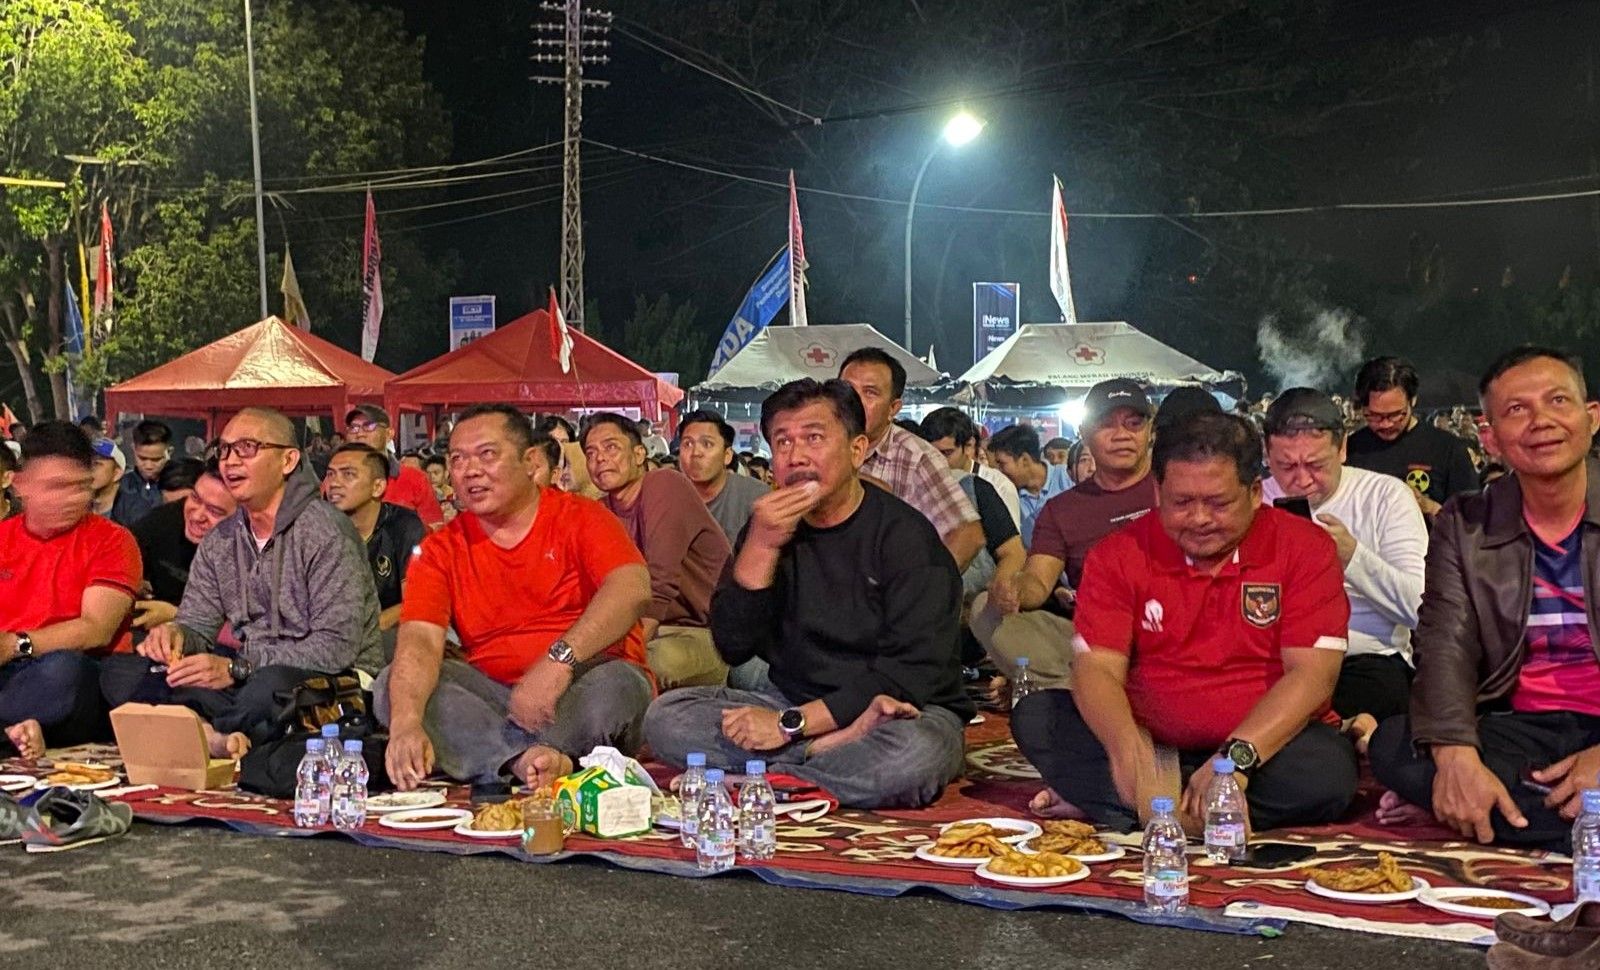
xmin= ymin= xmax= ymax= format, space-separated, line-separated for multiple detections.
xmin=103 ymin=315 xmax=394 ymax=436
xmin=383 ymin=308 xmax=684 ymax=428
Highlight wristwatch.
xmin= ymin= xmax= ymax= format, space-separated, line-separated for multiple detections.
xmin=13 ymin=632 xmax=34 ymax=659
xmin=228 ymin=655 xmax=254 ymax=683
xmin=546 ymin=638 xmax=579 ymax=670
xmin=1222 ymin=737 xmax=1260 ymax=775
xmin=778 ymin=707 xmax=806 ymax=740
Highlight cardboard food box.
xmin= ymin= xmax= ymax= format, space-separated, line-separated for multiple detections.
xmin=109 ymin=703 xmax=237 ymax=791
xmin=555 ymin=765 xmax=652 ymax=838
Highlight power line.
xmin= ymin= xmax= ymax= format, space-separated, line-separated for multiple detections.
xmin=612 ymin=20 xmax=820 ymax=125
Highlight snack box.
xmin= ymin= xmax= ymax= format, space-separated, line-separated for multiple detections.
xmin=555 ymin=765 xmax=652 ymax=838
xmin=109 ymin=703 xmax=237 ymax=791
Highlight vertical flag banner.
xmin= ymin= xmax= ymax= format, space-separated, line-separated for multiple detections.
xmin=1049 ymin=176 xmax=1078 ymax=324
xmin=281 ymin=246 xmax=312 ymax=331
xmin=707 ymin=248 xmax=791 ymax=378
xmin=360 ymin=190 xmax=384 ymax=362
xmin=63 ymin=280 xmax=86 ymax=421
xmin=92 ymin=200 xmax=115 ymax=334
xmin=547 ymin=286 xmax=573 ymax=374
xmin=788 ymin=171 xmax=809 ymax=327
xmin=972 ymin=282 xmax=1021 ymax=361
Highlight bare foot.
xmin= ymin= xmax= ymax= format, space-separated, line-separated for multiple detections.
xmin=4 ymin=719 xmax=45 ymax=760
xmin=1341 ymin=713 xmax=1379 ymax=755
xmin=1375 ymin=789 xmax=1433 ymax=827
xmin=510 ymin=745 xmax=573 ymax=791
xmin=1029 ymin=787 xmax=1090 ymax=820
xmin=202 ymin=722 xmax=250 ymax=760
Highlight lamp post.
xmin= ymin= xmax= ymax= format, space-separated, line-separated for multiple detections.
xmin=244 ymin=0 xmax=269 ymax=319
xmin=903 ymin=110 xmax=984 ymax=353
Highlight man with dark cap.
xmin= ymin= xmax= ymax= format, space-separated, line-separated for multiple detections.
xmin=1154 ymin=385 xmax=1223 ymax=436
xmin=343 ymin=405 xmax=444 ymax=529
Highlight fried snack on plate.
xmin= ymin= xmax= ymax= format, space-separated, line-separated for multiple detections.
xmin=987 ymin=848 xmax=1084 ymax=878
xmin=43 ymin=763 xmax=116 ymax=786
xmin=470 ymin=800 xmax=523 ymax=832
xmin=930 ymin=823 xmax=1011 ymax=859
xmin=1031 ymin=831 xmax=1107 ymax=855
xmin=1307 ymin=852 xmax=1415 ymax=893
xmin=1040 ymin=819 xmax=1098 ymax=838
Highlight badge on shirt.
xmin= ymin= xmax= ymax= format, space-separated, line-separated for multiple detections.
xmin=376 ymin=555 xmax=394 ymax=579
xmin=1241 ymin=583 xmax=1281 ymax=628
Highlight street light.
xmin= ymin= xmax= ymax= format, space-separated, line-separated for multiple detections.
xmin=244 ymin=0 xmax=269 ymax=319
xmin=903 ymin=110 xmax=985 ymax=353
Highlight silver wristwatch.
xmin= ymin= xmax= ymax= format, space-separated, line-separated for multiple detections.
xmin=546 ymin=638 xmax=578 ymax=670
xmin=13 ymin=632 xmax=34 ymax=659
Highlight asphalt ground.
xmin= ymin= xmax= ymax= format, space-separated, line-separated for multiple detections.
xmin=0 ymin=822 xmax=1489 ymax=969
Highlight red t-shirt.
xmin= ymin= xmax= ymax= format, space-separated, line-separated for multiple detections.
xmin=1073 ymin=506 xmax=1350 ymax=750
xmin=0 ymin=513 xmax=142 ymax=655
xmin=400 ymin=487 xmax=647 ymax=685
xmin=386 ymin=464 xmax=444 ymax=528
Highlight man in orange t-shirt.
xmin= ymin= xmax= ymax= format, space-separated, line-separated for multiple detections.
xmin=0 ymin=422 xmax=141 ymax=758
xmin=376 ymin=405 xmax=653 ymax=791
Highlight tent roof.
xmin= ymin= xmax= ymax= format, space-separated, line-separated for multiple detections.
xmin=694 ymin=323 xmax=943 ymax=392
xmin=959 ymin=322 xmax=1235 ymax=389
xmin=384 ymin=309 xmax=684 ymax=417
xmin=103 ymin=316 xmax=394 ymax=420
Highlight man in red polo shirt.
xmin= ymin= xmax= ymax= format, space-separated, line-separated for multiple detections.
xmin=1012 ymin=411 xmax=1357 ymax=831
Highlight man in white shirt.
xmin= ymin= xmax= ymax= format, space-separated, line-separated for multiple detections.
xmin=1261 ymin=388 xmax=1427 ymax=749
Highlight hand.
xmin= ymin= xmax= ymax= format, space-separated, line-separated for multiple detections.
xmin=139 ymin=622 xmax=184 ymax=663
xmin=745 ymin=481 xmax=822 ymax=551
xmin=385 ymin=723 xmax=435 ymax=792
xmin=1180 ymin=764 xmax=1249 ymax=823
xmin=132 ymin=600 xmax=179 ymax=631
xmin=166 ymin=654 xmax=234 ymax=690
xmin=1412 ymin=488 xmax=1442 ymax=517
xmin=1315 ymin=513 xmax=1358 ymax=567
xmin=1431 ymin=745 xmax=1527 ymax=842
xmin=721 ymin=706 xmax=789 ymax=752
xmin=808 ymin=695 xmax=919 ymax=756
xmin=987 ymin=576 xmax=1021 ymax=616
xmin=507 ymin=660 xmax=573 ymax=734
xmin=1052 ymin=586 xmax=1077 ymax=612
xmin=1534 ymin=746 xmax=1600 ymax=820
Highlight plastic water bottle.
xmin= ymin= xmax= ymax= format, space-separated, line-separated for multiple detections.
xmin=320 ymin=724 xmax=341 ymax=767
xmin=679 ymin=752 xmax=708 ymax=849
xmin=696 ymin=768 xmax=736 ymax=873
xmin=1204 ymin=756 xmax=1249 ymax=864
xmin=331 ymin=740 xmax=370 ymax=831
xmin=1573 ymin=790 xmax=1600 ymax=902
xmin=293 ymin=738 xmax=330 ymax=827
xmin=1143 ymin=796 xmax=1190 ymax=914
xmin=738 ymin=759 xmax=777 ymax=861
xmin=1011 ymin=657 xmax=1036 ymax=709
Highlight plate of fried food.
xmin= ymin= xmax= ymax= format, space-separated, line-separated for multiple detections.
xmin=1417 ymin=887 xmax=1552 ymax=920
xmin=976 ymin=847 xmax=1090 ymax=888
xmin=454 ymin=799 xmax=526 ymax=839
xmin=0 ymin=774 xmax=36 ymax=794
xmin=916 ymin=823 xmax=1017 ymax=867
xmin=378 ymin=808 xmax=473 ymax=831
xmin=1021 ymin=819 xmax=1126 ymax=863
xmin=938 ymin=817 xmax=1041 ymax=845
xmin=33 ymin=762 xmax=119 ymax=792
xmin=1304 ymin=852 xmax=1429 ymax=903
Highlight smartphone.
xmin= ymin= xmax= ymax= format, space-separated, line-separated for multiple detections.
xmin=1242 ymin=841 xmax=1317 ymax=869
xmin=1519 ymin=765 xmax=1554 ymax=795
xmin=1273 ymin=496 xmax=1313 ymax=520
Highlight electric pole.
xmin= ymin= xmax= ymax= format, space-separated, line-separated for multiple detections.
xmin=533 ymin=0 xmax=610 ymax=332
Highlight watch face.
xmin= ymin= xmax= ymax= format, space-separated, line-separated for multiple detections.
xmin=779 ymin=709 xmax=804 ymax=732
xmin=1229 ymin=741 xmax=1257 ymax=768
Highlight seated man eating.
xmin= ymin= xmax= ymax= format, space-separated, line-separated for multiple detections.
xmin=643 ymin=378 xmax=972 ymax=809
xmin=378 ymin=405 xmax=654 ymax=792
xmin=1012 ymin=411 xmax=1357 ymax=831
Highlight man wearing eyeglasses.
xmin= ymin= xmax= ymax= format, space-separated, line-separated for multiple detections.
xmin=343 ymin=406 xmax=444 ymax=530
xmin=1345 ymin=357 xmax=1480 ymax=519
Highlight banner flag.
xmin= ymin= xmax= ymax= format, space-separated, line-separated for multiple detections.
xmin=1049 ymin=176 xmax=1078 ymax=324
xmin=281 ymin=246 xmax=312 ymax=331
xmin=788 ymin=171 xmax=808 ymax=327
xmin=546 ymin=286 xmax=573 ymax=374
xmin=360 ymin=190 xmax=384 ymax=362
xmin=707 ymin=248 xmax=791 ymax=378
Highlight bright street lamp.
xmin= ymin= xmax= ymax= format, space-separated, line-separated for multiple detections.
xmin=904 ymin=111 xmax=985 ymax=354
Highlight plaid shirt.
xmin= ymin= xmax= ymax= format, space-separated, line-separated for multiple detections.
xmin=861 ymin=424 xmax=979 ymax=539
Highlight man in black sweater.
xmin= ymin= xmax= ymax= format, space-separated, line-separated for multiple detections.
xmin=643 ymin=378 xmax=971 ymax=808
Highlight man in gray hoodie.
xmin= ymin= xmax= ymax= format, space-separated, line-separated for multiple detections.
xmin=104 ymin=407 xmax=380 ymax=753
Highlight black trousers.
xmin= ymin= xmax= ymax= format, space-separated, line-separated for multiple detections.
xmin=0 ymin=652 xmax=107 ymax=750
xmin=99 ymin=654 xmax=317 ymax=745
xmin=1012 ymin=688 xmax=1359 ymax=832
xmin=1369 ymin=710 xmax=1600 ymax=852
xmin=1333 ymin=653 xmax=1413 ymax=722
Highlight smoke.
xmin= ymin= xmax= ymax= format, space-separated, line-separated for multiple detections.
xmin=1255 ymin=307 xmax=1366 ymax=392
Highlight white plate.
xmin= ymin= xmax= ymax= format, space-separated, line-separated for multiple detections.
xmin=915 ymin=843 xmax=995 ymax=867
xmin=367 ymin=791 xmax=447 ymax=815
xmin=453 ymin=820 xmax=523 ymax=840
xmin=0 ymin=774 xmax=35 ymax=793
xmin=34 ymin=776 xmax=120 ymax=793
xmin=377 ymin=808 xmax=473 ymax=831
xmin=1304 ymin=874 xmax=1429 ymax=904
xmin=939 ymin=818 xmax=1042 ymax=845
xmin=1418 ymin=887 xmax=1552 ymax=920
xmin=1018 ymin=838 xmax=1126 ymax=864
xmin=975 ymin=857 xmax=1092 ymax=888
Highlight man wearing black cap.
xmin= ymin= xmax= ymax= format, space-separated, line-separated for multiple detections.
xmin=1154 ymin=385 xmax=1223 ymax=436
xmin=344 ymin=405 xmax=444 ymax=529
xmin=1261 ymin=388 xmax=1427 ymax=749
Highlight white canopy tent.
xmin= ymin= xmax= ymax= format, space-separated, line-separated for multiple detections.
xmin=693 ymin=323 xmax=952 ymax=404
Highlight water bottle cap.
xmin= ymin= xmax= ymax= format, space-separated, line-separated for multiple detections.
xmin=1213 ymin=756 xmax=1236 ymax=774
xmin=686 ymin=752 xmax=707 ymax=767
xmin=745 ymin=760 xmax=766 ymax=776
xmin=1016 ymin=657 xmax=1030 ymax=667
xmin=306 ymin=738 xmax=326 ymax=752
xmin=1585 ymin=789 xmax=1600 ymax=814
xmin=704 ymin=768 xmax=725 ymax=784
xmin=344 ymin=740 xmax=363 ymax=753
xmin=1151 ymin=796 xmax=1174 ymax=814
xmin=321 ymin=724 xmax=340 ymax=737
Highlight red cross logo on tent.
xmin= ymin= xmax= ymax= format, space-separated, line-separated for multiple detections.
xmin=1071 ymin=343 xmax=1105 ymax=365
xmin=801 ymin=344 xmax=835 ymax=367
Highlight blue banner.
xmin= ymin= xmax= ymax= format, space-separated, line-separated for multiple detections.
xmin=707 ymin=248 xmax=790 ymax=378
xmin=973 ymin=282 xmax=1020 ymax=362
xmin=64 ymin=282 xmax=85 ymax=355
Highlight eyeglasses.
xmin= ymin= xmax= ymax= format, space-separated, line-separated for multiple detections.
xmin=346 ymin=421 xmax=384 ymax=434
xmin=1362 ymin=406 xmax=1411 ymax=426
xmin=216 ymin=438 xmax=293 ymax=460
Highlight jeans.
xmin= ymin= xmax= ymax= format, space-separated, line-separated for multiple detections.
xmin=643 ymin=686 xmax=966 ymax=809
xmin=373 ymin=657 xmax=652 ymax=785
xmin=0 ymin=652 xmax=105 ymax=748
xmin=1011 ymin=688 xmax=1358 ymax=832
xmin=99 ymin=653 xmax=318 ymax=744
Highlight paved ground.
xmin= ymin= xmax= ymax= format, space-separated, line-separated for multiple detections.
xmin=1 ymin=823 xmax=1487 ymax=969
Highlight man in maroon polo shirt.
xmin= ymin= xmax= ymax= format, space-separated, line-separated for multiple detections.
xmin=1012 ymin=411 xmax=1357 ymax=831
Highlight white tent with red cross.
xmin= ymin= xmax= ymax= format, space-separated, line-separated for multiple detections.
xmin=691 ymin=323 xmax=951 ymax=405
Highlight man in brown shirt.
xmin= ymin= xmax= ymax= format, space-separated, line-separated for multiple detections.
xmin=585 ymin=412 xmax=733 ymax=689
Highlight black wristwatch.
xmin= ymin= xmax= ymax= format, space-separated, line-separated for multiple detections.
xmin=13 ymin=632 xmax=34 ymax=659
xmin=778 ymin=707 xmax=806 ymax=739
xmin=1222 ymin=737 xmax=1260 ymax=775
xmin=228 ymin=656 xmax=254 ymax=683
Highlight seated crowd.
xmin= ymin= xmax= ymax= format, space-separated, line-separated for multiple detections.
xmin=1 ymin=344 xmax=1595 ymax=854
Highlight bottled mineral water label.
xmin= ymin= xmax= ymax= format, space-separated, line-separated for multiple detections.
xmin=1145 ymin=869 xmax=1187 ymax=897
xmin=1204 ymin=821 xmax=1245 ymax=847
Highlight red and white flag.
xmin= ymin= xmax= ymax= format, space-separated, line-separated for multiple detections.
xmin=359 ymin=190 xmax=384 ymax=362
xmin=1049 ymin=176 xmax=1078 ymax=324
xmin=788 ymin=170 xmax=809 ymax=327
xmin=547 ymin=286 xmax=573 ymax=374
xmin=0 ymin=402 xmax=19 ymax=436
xmin=93 ymin=201 xmax=114 ymax=324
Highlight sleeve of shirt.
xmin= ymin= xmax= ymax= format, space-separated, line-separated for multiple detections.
xmin=89 ymin=522 xmax=142 ymax=598
xmin=970 ymin=475 xmax=1018 ymax=556
xmin=1442 ymin=437 xmax=1480 ymax=501
xmin=404 ymin=468 xmax=444 ymax=528
xmin=637 ymin=474 xmax=713 ymax=623
xmin=393 ymin=511 xmax=429 ymax=592
xmin=1070 ymin=535 xmax=1138 ymax=656
xmin=1279 ymin=520 xmax=1351 ymax=652
xmin=176 ymin=534 xmax=230 ymax=654
xmin=572 ymin=496 xmax=648 ymax=592
xmin=1342 ymin=478 xmax=1427 ymax=630
xmin=399 ymin=530 xmax=455 ymax=628
xmin=914 ymin=448 xmax=980 ymax=538
xmin=709 ymin=544 xmax=781 ymax=667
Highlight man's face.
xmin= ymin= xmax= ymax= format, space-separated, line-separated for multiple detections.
xmin=448 ymin=414 xmax=539 ymax=518
xmin=426 ymin=462 xmax=448 ymax=490
xmin=1087 ymin=409 xmax=1153 ymax=475
xmin=15 ymin=455 xmax=94 ymax=536
xmin=91 ymin=456 xmax=121 ymax=492
xmin=1156 ymin=457 xmax=1261 ymax=566
xmin=583 ymin=423 xmax=648 ymax=494
xmin=1362 ymin=387 xmax=1414 ymax=442
xmin=1072 ymin=450 xmax=1096 ymax=484
xmin=1043 ymin=446 xmax=1070 ymax=466
xmin=345 ymin=415 xmax=392 ymax=452
xmin=678 ymin=422 xmax=732 ymax=486
xmin=990 ymin=450 xmax=1029 ymax=488
xmin=767 ymin=401 xmax=868 ymax=500
xmin=323 ymin=452 xmax=386 ymax=514
xmin=133 ymin=443 xmax=170 ymax=483
xmin=926 ymin=435 xmax=972 ymax=473
xmin=1265 ymin=431 xmax=1345 ymax=508
xmin=841 ymin=362 xmax=902 ymax=442
xmin=1483 ymin=357 xmax=1600 ymax=481
xmin=183 ymin=475 xmax=238 ymax=544
xmin=217 ymin=413 xmax=298 ymax=508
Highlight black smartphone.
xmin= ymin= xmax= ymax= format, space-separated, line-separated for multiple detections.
xmin=1519 ymin=765 xmax=1554 ymax=795
xmin=1273 ymin=496 xmax=1313 ymax=520
xmin=1242 ymin=842 xmax=1317 ymax=869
